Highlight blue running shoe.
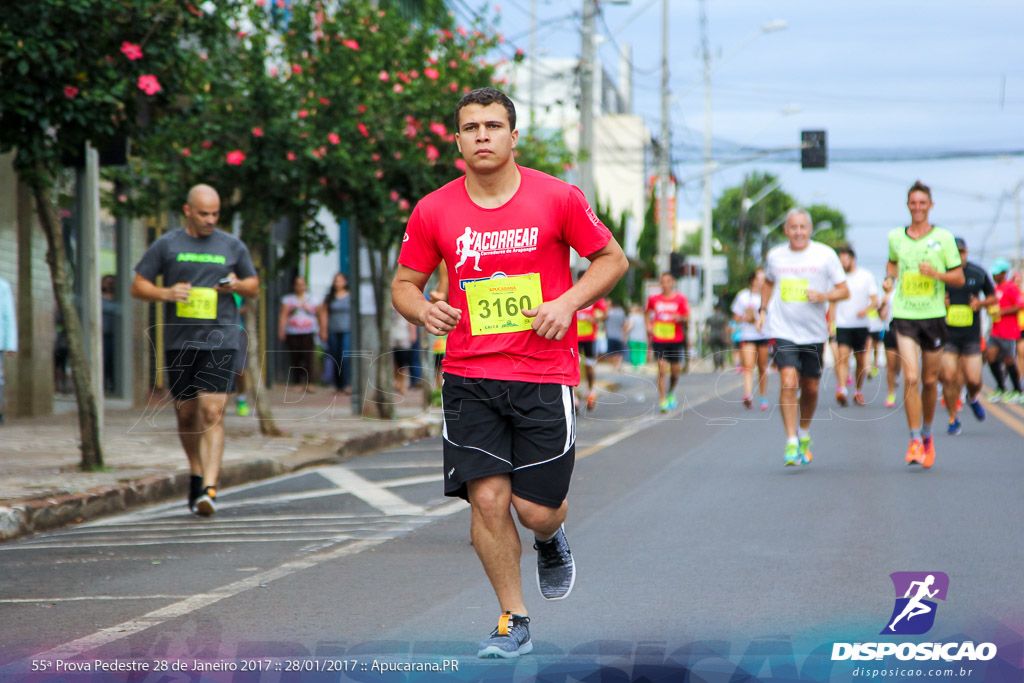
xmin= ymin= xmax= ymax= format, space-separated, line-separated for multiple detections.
xmin=968 ymin=398 xmax=986 ymax=422
xmin=478 ymin=613 xmax=532 ymax=658
xmin=667 ymin=393 xmax=678 ymax=410
xmin=798 ymin=437 xmax=813 ymax=465
xmin=947 ymin=418 xmax=962 ymax=436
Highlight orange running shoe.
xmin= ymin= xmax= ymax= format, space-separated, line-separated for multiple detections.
xmin=585 ymin=391 xmax=596 ymax=411
xmin=853 ymin=392 xmax=866 ymax=406
xmin=835 ymin=391 xmax=848 ymax=407
xmin=905 ymin=439 xmax=924 ymax=466
xmin=922 ymin=437 xmax=935 ymax=468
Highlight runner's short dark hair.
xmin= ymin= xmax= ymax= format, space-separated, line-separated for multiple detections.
xmin=908 ymin=180 xmax=932 ymax=200
xmin=455 ymin=87 xmax=517 ymax=131
xmin=837 ymin=245 xmax=855 ymax=258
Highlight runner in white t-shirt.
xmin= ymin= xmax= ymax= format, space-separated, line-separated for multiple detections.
xmin=731 ymin=268 xmax=770 ymax=411
xmin=758 ymin=209 xmax=849 ymax=466
xmin=830 ymin=247 xmax=879 ymax=407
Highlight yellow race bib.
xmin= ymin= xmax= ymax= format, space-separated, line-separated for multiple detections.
xmin=867 ymin=308 xmax=879 ymax=319
xmin=176 ymin=287 xmax=218 ymax=320
xmin=653 ymin=320 xmax=676 ymax=341
xmin=901 ymin=273 xmax=934 ymax=298
xmin=577 ymin=320 xmax=595 ymax=337
xmin=1018 ymin=310 xmax=1024 ymax=327
xmin=989 ymin=305 xmax=1001 ymax=323
xmin=946 ymin=304 xmax=973 ymax=327
xmin=464 ymin=274 xmax=542 ymax=336
xmin=780 ymin=278 xmax=808 ymax=303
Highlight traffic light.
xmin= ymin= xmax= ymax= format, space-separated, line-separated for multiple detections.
xmin=801 ymin=130 xmax=827 ymax=169
xmin=670 ymin=252 xmax=685 ymax=278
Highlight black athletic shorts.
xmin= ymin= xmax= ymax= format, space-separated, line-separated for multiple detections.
xmin=441 ymin=373 xmax=575 ymax=509
xmin=164 ymin=348 xmax=237 ymax=400
xmin=772 ymin=338 xmax=825 ymax=379
xmin=891 ymin=317 xmax=947 ymax=352
xmin=945 ymin=334 xmax=982 ymax=357
xmin=577 ymin=340 xmax=596 ymax=359
xmin=652 ymin=341 xmax=686 ymax=363
xmin=836 ymin=327 xmax=870 ymax=352
xmin=868 ymin=330 xmax=882 ymax=342
xmin=883 ymin=328 xmax=898 ymax=351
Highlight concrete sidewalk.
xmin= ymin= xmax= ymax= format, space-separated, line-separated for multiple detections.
xmin=0 ymin=385 xmax=443 ymax=543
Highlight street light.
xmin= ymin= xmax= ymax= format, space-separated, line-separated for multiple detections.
xmin=699 ymin=4 xmax=787 ymax=321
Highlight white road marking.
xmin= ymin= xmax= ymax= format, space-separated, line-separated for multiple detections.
xmin=0 ymin=595 xmax=197 ymax=604
xmin=317 ymin=466 xmax=426 ymax=516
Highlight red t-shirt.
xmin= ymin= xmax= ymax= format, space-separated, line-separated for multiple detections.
xmin=991 ymin=280 xmax=1023 ymax=340
xmin=646 ymin=292 xmax=689 ymax=343
xmin=576 ymin=298 xmax=607 ymax=342
xmin=398 ymin=166 xmax=612 ymax=385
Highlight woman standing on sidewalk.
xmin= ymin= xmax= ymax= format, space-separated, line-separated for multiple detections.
xmin=279 ymin=275 xmax=320 ymax=392
xmin=319 ymin=272 xmax=352 ymax=394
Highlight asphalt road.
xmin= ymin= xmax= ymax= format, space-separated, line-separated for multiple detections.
xmin=2 ymin=366 xmax=1023 ymax=682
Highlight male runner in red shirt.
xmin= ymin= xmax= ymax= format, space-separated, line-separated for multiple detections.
xmin=392 ymin=88 xmax=627 ymax=658
xmin=646 ymin=272 xmax=689 ymax=412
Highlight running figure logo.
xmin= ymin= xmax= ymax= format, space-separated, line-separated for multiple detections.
xmin=456 ymin=226 xmax=483 ymax=272
xmin=882 ymin=571 xmax=949 ymax=635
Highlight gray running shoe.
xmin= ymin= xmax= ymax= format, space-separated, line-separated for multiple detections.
xmin=478 ymin=613 xmax=532 ymax=658
xmin=194 ymin=486 xmax=217 ymax=517
xmin=535 ymin=525 xmax=576 ymax=600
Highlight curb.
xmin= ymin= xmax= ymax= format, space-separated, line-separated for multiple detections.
xmin=0 ymin=416 xmax=442 ymax=544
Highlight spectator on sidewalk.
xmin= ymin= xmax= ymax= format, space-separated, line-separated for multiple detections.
xmin=0 ymin=275 xmax=16 ymax=425
xmin=278 ymin=275 xmax=320 ymax=393
xmin=319 ymin=272 xmax=352 ymax=394
xmin=130 ymin=183 xmax=259 ymax=516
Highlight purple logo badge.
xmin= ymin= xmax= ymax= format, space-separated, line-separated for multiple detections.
xmin=882 ymin=571 xmax=949 ymax=635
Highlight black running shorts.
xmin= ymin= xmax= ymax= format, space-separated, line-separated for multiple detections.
xmin=892 ymin=317 xmax=947 ymax=352
xmin=441 ymin=373 xmax=576 ymax=508
xmin=945 ymin=334 xmax=982 ymax=357
xmin=883 ymin=328 xmax=898 ymax=351
xmin=772 ymin=338 xmax=825 ymax=379
xmin=577 ymin=340 xmax=596 ymax=359
xmin=652 ymin=341 xmax=686 ymax=364
xmin=836 ymin=327 xmax=870 ymax=352
xmin=164 ymin=348 xmax=237 ymax=400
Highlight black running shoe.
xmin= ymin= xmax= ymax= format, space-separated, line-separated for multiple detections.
xmin=534 ymin=525 xmax=575 ymax=600
xmin=194 ymin=486 xmax=217 ymax=517
xmin=477 ymin=612 xmax=532 ymax=658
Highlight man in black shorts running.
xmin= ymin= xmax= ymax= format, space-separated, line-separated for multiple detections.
xmin=131 ymin=184 xmax=259 ymax=515
xmin=392 ymin=88 xmax=627 ymax=658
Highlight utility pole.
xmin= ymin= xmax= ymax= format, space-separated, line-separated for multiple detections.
xmin=78 ymin=143 xmax=103 ymax=435
xmin=699 ymin=0 xmax=714 ymax=322
xmin=657 ymin=0 xmax=671 ymax=273
xmin=530 ymin=0 xmax=537 ymax=129
xmin=579 ymin=0 xmax=597 ymax=206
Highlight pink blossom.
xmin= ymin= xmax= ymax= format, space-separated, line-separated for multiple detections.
xmin=63 ymin=85 xmax=79 ymax=99
xmin=424 ymin=68 xmax=439 ymax=80
xmin=404 ymin=124 xmax=418 ymax=139
xmin=118 ymin=194 xmax=128 ymax=203
xmin=286 ymin=151 xmax=296 ymax=161
xmin=137 ymin=74 xmax=162 ymax=95
xmin=328 ymin=132 xmax=340 ymax=144
xmin=410 ymin=69 xmax=419 ymax=79
xmin=428 ymin=56 xmax=438 ymax=65
xmin=429 ymin=122 xmax=447 ymax=137
xmin=300 ymin=132 xmax=308 ymax=139
xmin=180 ymin=148 xmax=191 ymax=156
xmin=457 ymin=26 xmax=467 ymax=37
xmin=399 ymin=199 xmax=410 ymax=211
xmin=320 ymin=177 xmax=328 ymax=186
xmin=393 ymin=84 xmax=404 ymax=93
xmin=298 ymin=109 xmax=308 ymax=118
xmin=252 ymin=126 xmax=264 ymax=137
xmin=357 ymin=122 xmax=370 ymax=138
xmin=394 ymin=152 xmax=402 ymax=159
xmin=390 ymin=190 xmax=400 ymax=201
xmin=356 ymin=104 xmax=367 ymax=114
xmin=375 ymin=169 xmax=384 ymax=179
xmin=455 ymin=159 xmax=467 ymax=172
xmin=342 ymin=39 xmax=360 ymax=50
xmin=255 ymin=0 xmax=264 ymax=5
xmin=292 ymin=64 xmax=302 ymax=74
xmin=442 ymin=29 xmax=453 ymax=40
xmin=378 ymin=70 xmax=389 ymax=81
xmin=237 ymin=31 xmax=247 ymax=38
xmin=226 ymin=150 xmax=246 ymax=165
xmin=276 ymin=0 xmax=285 ymax=6
xmin=201 ymin=140 xmax=213 ymax=149
xmin=398 ymin=72 xmax=410 ymax=84
xmin=449 ymin=82 xmax=458 ymax=92
xmin=120 ymin=42 xmax=143 ymax=60
xmin=449 ymin=60 xmax=457 ymax=68
xmin=269 ymin=66 xmax=279 ymax=77
xmin=319 ymin=96 xmax=330 ymax=105
xmin=426 ymin=145 xmax=440 ymax=161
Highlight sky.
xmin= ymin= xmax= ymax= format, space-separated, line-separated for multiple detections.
xmin=456 ymin=0 xmax=1024 ymax=281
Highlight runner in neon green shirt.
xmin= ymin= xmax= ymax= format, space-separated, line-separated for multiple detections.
xmin=885 ymin=181 xmax=964 ymax=469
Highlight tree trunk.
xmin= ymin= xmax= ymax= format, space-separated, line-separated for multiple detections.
xmin=365 ymin=246 xmax=395 ymax=420
xmin=246 ymin=245 xmax=282 ymax=436
xmin=28 ymin=167 xmax=104 ymax=470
